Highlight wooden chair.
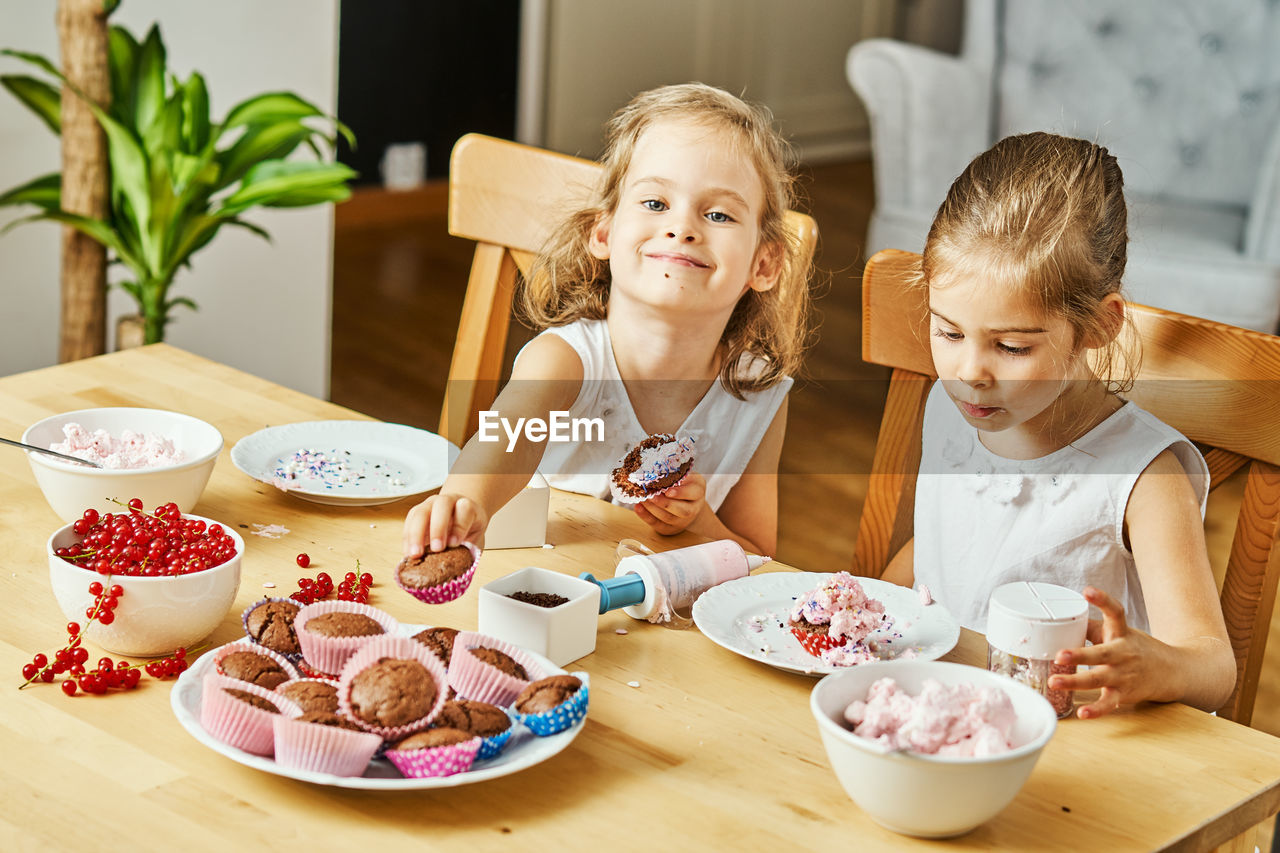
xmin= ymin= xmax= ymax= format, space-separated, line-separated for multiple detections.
xmin=440 ymin=132 xmax=819 ymax=446
xmin=854 ymin=248 xmax=1280 ymax=729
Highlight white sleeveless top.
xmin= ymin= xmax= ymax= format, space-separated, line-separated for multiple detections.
xmin=518 ymin=318 xmax=791 ymax=510
xmin=913 ymin=381 xmax=1208 ymax=634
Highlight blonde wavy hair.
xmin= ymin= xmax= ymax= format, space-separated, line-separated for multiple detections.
xmin=519 ymin=83 xmax=813 ymax=397
xmin=918 ymin=131 xmax=1139 ymax=392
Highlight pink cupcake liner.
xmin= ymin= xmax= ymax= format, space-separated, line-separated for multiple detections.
xmin=293 ymin=600 xmax=401 ymax=678
xmin=447 ymin=630 xmax=545 ymax=706
xmin=200 ymin=672 xmax=303 ymax=756
xmin=512 ymin=673 xmax=590 ymax=737
xmin=240 ymin=596 xmax=305 ymax=662
xmin=396 ymin=542 xmax=481 ymax=604
xmin=337 ymin=635 xmax=450 ymax=740
xmin=386 ymin=736 xmax=481 ymax=778
xmin=272 ymin=715 xmax=382 ymax=777
xmin=212 ymin=640 xmax=301 ymax=687
xmin=296 ymin=659 xmax=342 ymax=680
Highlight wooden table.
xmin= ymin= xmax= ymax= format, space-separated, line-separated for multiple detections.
xmin=3 ymin=344 xmax=1279 ymax=852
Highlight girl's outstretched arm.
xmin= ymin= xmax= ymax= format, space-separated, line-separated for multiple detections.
xmin=402 ymin=335 xmax=583 ymax=557
xmin=640 ymin=397 xmax=787 ymax=556
xmin=1048 ymin=449 xmax=1235 ymax=716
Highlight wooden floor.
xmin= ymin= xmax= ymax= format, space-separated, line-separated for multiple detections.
xmin=331 ymin=159 xmax=1280 ymax=787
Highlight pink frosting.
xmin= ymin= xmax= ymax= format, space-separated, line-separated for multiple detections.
xmin=843 ymin=677 xmax=1016 ymax=757
xmin=51 ymin=422 xmax=184 ymax=469
xmin=790 ymin=571 xmax=886 ymax=644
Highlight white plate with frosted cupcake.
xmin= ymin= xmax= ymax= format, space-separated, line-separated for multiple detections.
xmin=171 ymin=624 xmax=588 ymax=789
xmin=692 ymin=571 xmax=960 ymax=676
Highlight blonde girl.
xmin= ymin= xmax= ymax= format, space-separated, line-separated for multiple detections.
xmin=404 ymin=83 xmax=813 ymax=559
xmin=883 ymin=132 xmax=1234 ymax=717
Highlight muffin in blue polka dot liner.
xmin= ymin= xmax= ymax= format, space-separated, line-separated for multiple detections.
xmin=510 ymin=673 xmax=589 ymax=737
xmin=431 ymin=698 xmax=515 ymax=761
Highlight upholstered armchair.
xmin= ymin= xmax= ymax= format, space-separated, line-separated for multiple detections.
xmin=848 ymin=0 xmax=1280 ymax=333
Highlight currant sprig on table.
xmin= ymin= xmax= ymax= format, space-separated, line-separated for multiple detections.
xmin=290 ymin=560 xmax=374 ymax=605
xmin=19 ymin=577 xmax=195 ymax=696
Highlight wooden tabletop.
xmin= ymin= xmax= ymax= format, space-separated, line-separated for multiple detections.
xmin=3 ymin=344 xmax=1279 ymax=852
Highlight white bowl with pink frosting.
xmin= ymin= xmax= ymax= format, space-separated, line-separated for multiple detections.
xmin=810 ymin=660 xmax=1057 ymax=839
xmin=22 ymin=407 xmax=223 ymax=522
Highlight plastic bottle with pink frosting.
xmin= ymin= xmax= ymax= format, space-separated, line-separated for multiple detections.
xmin=580 ymin=539 xmax=769 ymax=627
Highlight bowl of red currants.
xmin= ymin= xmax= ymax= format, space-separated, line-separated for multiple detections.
xmin=22 ymin=407 xmax=223 ymax=523
xmin=47 ymin=501 xmax=243 ymax=656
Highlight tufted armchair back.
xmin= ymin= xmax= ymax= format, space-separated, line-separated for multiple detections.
xmin=983 ymin=0 xmax=1280 ymax=211
xmin=848 ymin=0 xmax=1280 ymax=333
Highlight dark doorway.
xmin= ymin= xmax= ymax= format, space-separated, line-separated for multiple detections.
xmin=336 ymin=0 xmax=520 ymax=185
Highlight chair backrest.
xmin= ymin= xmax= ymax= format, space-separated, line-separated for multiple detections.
xmin=441 ymin=132 xmax=819 ymax=445
xmin=855 ymin=248 xmax=1280 ymax=726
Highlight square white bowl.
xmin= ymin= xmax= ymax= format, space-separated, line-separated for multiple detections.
xmin=477 ymin=567 xmax=600 ymax=666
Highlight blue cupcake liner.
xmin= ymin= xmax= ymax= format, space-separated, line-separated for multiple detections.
xmin=513 ymin=674 xmax=589 ymax=737
xmin=476 ymin=723 xmax=514 ymax=760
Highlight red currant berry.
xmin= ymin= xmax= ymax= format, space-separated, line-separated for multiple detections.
xmin=98 ymin=610 xmax=115 ymax=626
xmin=61 ymin=680 xmax=77 ymax=697
xmin=128 ymin=498 xmax=144 ymax=512
xmin=33 ymin=653 xmax=48 ymax=669
xmin=67 ymin=622 xmax=81 ymax=636
xmin=174 ymin=647 xmax=187 ymax=659
xmin=21 ymin=663 xmax=38 ymax=680
xmin=296 ymin=553 xmax=311 ymax=568
xmin=40 ymin=669 xmax=55 ymax=683
xmin=359 ymin=573 xmax=373 ymax=587
xmin=89 ymin=581 xmax=104 ymax=596
xmin=83 ymin=508 xmax=100 ymax=525
xmin=110 ymin=584 xmax=123 ymax=597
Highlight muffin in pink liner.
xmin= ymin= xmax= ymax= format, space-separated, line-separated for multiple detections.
xmin=395 ymin=542 xmax=480 ymax=604
xmin=446 ymin=630 xmax=544 ymax=706
xmin=272 ymin=712 xmax=382 ymax=777
xmin=241 ymin=597 xmax=304 ymax=660
xmin=386 ymin=728 xmax=482 ymax=779
xmin=511 ymin=673 xmax=590 ymax=737
xmin=200 ymin=672 xmax=303 ymax=756
xmin=293 ymin=600 xmax=400 ymax=678
xmin=337 ymin=634 xmax=450 ymax=741
xmin=212 ymin=640 xmax=301 ymax=689
xmin=274 ymin=677 xmax=342 ymax=715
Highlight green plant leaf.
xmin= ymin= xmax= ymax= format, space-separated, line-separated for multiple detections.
xmin=0 ymin=208 xmax=143 ymax=271
xmin=213 ymin=122 xmax=314 ymax=191
xmin=133 ymin=24 xmax=167 ymax=137
xmin=261 ymin=184 xmax=352 ymax=208
xmin=108 ymin=25 xmax=139 ymax=124
xmin=218 ymin=161 xmax=357 ymax=215
xmin=0 ymin=75 xmax=61 ymax=134
xmin=0 ymin=49 xmax=62 ymax=80
xmin=220 ymin=91 xmax=325 ymax=130
xmin=0 ymin=172 xmax=61 ymax=209
xmin=181 ymin=72 xmax=210 ymax=152
xmin=118 ymin=280 xmax=142 ymax=301
xmin=165 ymin=296 xmax=198 ymax=313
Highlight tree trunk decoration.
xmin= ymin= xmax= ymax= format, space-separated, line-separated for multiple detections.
xmin=56 ymin=0 xmax=110 ymax=362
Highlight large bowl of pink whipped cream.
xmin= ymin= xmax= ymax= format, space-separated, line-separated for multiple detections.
xmin=22 ymin=407 xmax=223 ymax=522
xmin=810 ymin=660 xmax=1057 ymax=838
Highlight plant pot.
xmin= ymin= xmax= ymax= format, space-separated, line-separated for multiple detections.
xmin=116 ymin=314 xmax=145 ymax=350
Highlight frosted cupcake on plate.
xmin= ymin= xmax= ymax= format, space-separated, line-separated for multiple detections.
xmin=788 ymin=572 xmax=887 ymax=661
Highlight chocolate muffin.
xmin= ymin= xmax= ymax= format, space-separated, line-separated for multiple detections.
xmin=347 ymin=657 xmax=437 ymax=728
xmin=304 ymin=611 xmax=385 ymax=638
xmin=219 ymin=650 xmax=291 ymax=689
xmin=245 ymin=599 xmax=302 ymax=655
xmin=610 ymin=433 xmax=694 ymax=500
xmin=393 ymin=727 xmax=474 ymax=750
xmin=433 ymin=699 xmax=510 ymax=737
xmin=296 ymin=710 xmax=364 ymax=731
xmin=223 ymin=687 xmax=280 ymax=713
xmin=277 ymin=680 xmax=340 ymax=714
xmin=514 ymin=675 xmax=583 ymax=715
xmin=410 ymin=626 xmax=459 ymax=666
xmin=469 ymin=645 xmax=529 ymax=681
xmin=397 ymin=546 xmax=474 ymax=590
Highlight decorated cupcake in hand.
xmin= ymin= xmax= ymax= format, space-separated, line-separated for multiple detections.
xmin=788 ymin=572 xmax=887 ymax=660
xmin=609 ymin=433 xmax=696 ymax=505
xmin=396 ymin=543 xmax=480 ymax=604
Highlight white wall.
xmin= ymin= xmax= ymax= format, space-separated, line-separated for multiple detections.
xmin=0 ymin=0 xmax=339 ymax=398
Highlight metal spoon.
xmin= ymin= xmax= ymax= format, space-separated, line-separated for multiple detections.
xmin=0 ymin=436 xmax=103 ymax=468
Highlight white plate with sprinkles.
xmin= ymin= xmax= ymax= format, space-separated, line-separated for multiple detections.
xmin=692 ymin=572 xmax=960 ymax=677
xmin=231 ymin=420 xmax=460 ymax=506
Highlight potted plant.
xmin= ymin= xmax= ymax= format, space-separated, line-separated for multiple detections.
xmin=0 ymin=14 xmax=354 ymax=345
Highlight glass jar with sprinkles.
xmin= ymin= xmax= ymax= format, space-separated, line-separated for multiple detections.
xmin=986 ymin=582 xmax=1088 ymax=719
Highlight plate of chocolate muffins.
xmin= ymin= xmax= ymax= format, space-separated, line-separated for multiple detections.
xmin=170 ymin=625 xmax=587 ymax=788
xmin=231 ymin=421 xmax=461 ymax=506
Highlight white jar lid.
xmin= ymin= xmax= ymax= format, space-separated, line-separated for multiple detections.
xmin=986 ymin=581 xmax=1088 ymax=659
